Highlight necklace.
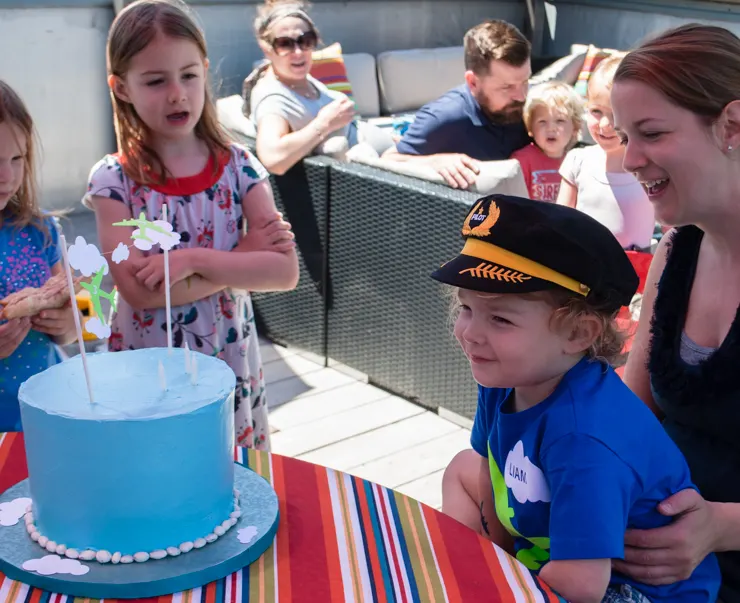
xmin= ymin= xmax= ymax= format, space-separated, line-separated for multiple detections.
xmin=273 ymin=72 xmax=317 ymax=99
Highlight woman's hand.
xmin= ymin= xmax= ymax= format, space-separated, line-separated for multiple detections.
xmin=30 ymin=300 xmax=78 ymax=341
xmin=130 ymin=250 xmax=196 ymax=292
xmin=237 ymin=211 xmax=295 ymax=253
xmin=613 ymin=489 xmax=719 ymax=585
xmin=0 ymin=317 xmax=31 ymax=359
xmin=314 ymin=96 xmax=356 ymax=134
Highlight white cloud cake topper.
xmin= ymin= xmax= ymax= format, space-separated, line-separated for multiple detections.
xmin=112 ymin=242 xmax=130 ymax=264
xmin=23 ymin=554 xmax=90 ymax=576
xmin=62 ymin=236 xmax=117 ymax=340
xmin=67 ymin=236 xmax=109 ymax=278
xmin=237 ymin=526 xmax=258 ymax=545
xmin=0 ymin=497 xmax=32 ymax=526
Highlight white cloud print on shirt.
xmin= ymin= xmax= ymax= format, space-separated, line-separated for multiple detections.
xmin=504 ymin=441 xmax=551 ymax=504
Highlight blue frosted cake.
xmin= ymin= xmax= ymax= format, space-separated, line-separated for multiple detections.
xmin=18 ymin=348 xmax=238 ymax=564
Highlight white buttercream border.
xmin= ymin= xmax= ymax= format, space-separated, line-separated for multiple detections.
xmin=23 ymin=490 xmax=242 ymax=564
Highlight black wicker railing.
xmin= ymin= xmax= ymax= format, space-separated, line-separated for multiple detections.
xmin=227 ymin=129 xmax=481 ymax=419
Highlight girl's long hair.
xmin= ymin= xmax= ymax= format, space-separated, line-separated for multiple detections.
xmin=107 ymin=0 xmax=230 ymax=185
xmin=0 ymin=80 xmax=47 ymax=237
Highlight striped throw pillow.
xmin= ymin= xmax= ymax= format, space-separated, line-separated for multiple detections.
xmin=311 ymin=42 xmax=354 ymax=101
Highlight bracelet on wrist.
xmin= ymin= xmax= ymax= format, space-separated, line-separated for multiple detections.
xmin=311 ymin=122 xmax=326 ymax=138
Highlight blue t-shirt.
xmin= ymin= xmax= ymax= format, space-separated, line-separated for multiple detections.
xmin=0 ymin=217 xmax=62 ymax=432
xmin=471 ymin=357 xmax=720 ymax=602
xmin=395 ymin=85 xmax=530 ymax=160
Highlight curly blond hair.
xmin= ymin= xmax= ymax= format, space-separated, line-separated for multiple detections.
xmin=447 ymin=286 xmax=628 ymax=368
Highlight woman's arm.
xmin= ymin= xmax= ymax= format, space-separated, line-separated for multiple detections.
xmin=89 ymin=195 xmax=226 ymax=311
xmin=623 ymin=231 xmax=673 ymax=418
xmin=255 ymin=95 xmax=355 ymax=175
xmin=539 ymin=559 xmax=611 ymax=603
xmin=256 ymin=113 xmax=325 ymax=175
xmin=555 ymin=179 xmax=577 ymax=208
xmin=615 ymin=488 xmax=733 ymax=585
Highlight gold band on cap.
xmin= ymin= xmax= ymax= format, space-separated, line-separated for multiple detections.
xmin=460 ymin=238 xmax=591 ymax=297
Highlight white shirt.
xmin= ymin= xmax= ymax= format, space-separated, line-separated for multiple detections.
xmin=560 ymin=145 xmax=655 ymax=249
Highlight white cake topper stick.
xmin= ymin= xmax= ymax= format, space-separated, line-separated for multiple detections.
xmin=59 ymin=234 xmax=94 ymax=404
xmin=162 ymin=204 xmax=173 ymax=354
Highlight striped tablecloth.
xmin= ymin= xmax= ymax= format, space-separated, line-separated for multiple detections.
xmin=0 ymin=433 xmax=565 ymax=603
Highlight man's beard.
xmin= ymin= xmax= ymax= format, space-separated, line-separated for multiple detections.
xmin=476 ymin=91 xmax=525 ymax=125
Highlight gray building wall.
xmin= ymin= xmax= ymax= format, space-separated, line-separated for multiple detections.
xmin=0 ymin=0 xmax=524 ymax=211
xmin=0 ymin=6 xmax=114 ymax=212
xmin=545 ymin=0 xmax=740 ymax=55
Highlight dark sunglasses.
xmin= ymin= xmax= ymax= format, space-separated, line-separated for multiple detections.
xmin=271 ymin=31 xmax=318 ymax=56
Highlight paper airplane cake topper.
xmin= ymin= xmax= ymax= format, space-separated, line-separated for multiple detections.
xmin=113 ymin=212 xmax=181 ymax=251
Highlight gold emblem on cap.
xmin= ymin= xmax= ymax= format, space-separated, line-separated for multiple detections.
xmin=459 ymin=262 xmax=532 ymax=283
xmin=462 ymin=200 xmax=500 ymax=238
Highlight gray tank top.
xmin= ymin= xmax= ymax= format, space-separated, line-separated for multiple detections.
xmin=679 ymin=331 xmax=717 ymax=366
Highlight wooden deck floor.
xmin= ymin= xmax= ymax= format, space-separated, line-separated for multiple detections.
xmin=262 ymin=340 xmax=471 ymax=510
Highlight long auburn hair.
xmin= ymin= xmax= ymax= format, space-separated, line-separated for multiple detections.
xmin=615 ymin=24 xmax=740 ymax=126
xmin=0 ymin=80 xmax=47 ymax=236
xmin=107 ymin=0 xmax=230 ymax=185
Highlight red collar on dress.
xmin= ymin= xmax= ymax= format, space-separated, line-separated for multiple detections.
xmin=118 ymin=150 xmax=231 ymax=196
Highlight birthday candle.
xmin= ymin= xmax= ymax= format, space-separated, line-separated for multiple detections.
xmin=184 ymin=342 xmax=191 ymax=373
xmin=190 ymin=355 xmax=198 ymax=386
xmin=158 ymin=360 xmax=167 ymax=391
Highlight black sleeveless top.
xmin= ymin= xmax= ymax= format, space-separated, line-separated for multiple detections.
xmin=650 ymin=225 xmax=740 ymax=602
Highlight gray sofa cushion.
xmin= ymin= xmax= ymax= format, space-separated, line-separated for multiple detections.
xmin=377 ymin=46 xmax=465 ymax=115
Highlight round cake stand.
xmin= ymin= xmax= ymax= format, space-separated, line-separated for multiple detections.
xmin=0 ymin=463 xmax=279 ymax=599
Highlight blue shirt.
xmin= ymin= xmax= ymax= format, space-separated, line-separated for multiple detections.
xmin=471 ymin=357 xmax=720 ymax=602
xmin=0 ymin=217 xmax=62 ymax=432
xmin=395 ymin=85 xmax=530 ymax=160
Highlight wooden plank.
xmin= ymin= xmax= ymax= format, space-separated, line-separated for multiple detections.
xmin=395 ymin=470 xmax=446 ymax=511
xmin=262 ymin=353 xmax=324 ymax=386
xmin=271 ymin=396 xmax=425 ymax=457
xmin=259 ymin=340 xmax=297 ymax=364
xmin=269 ymin=381 xmax=390 ymax=431
xmin=266 ymin=368 xmax=356 ymax=408
xmin=298 ymin=412 xmax=461 ymax=471
xmin=347 ymin=429 xmax=470 ymax=490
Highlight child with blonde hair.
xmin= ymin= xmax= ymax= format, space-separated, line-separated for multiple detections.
xmin=0 ymin=80 xmax=79 ymax=431
xmin=511 ymin=81 xmax=583 ymax=202
xmin=437 ymin=194 xmax=719 ymax=602
xmin=556 ymin=56 xmax=655 ymax=250
xmin=84 ymin=0 xmax=298 ymax=449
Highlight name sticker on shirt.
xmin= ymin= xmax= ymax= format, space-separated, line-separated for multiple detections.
xmin=504 ymin=441 xmax=551 ymax=504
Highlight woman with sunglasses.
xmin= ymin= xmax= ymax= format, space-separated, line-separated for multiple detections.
xmin=244 ymin=0 xmax=357 ymax=175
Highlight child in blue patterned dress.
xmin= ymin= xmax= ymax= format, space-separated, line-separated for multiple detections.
xmin=0 ymin=80 xmax=79 ymax=431
xmin=84 ymin=0 xmax=299 ymax=449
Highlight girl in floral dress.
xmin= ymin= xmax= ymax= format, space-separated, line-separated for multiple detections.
xmin=84 ymin=0 xmax=298 ymax=450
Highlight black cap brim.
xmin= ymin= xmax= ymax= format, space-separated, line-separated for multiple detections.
xmin=431 ymin=253 xmax=562 ymax=295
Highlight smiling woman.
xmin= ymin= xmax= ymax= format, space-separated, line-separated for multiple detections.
xmin=242 ymin=0 xmax=358 ymax=175
xmin=612 ymin=24 xmax=740 ymax=603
